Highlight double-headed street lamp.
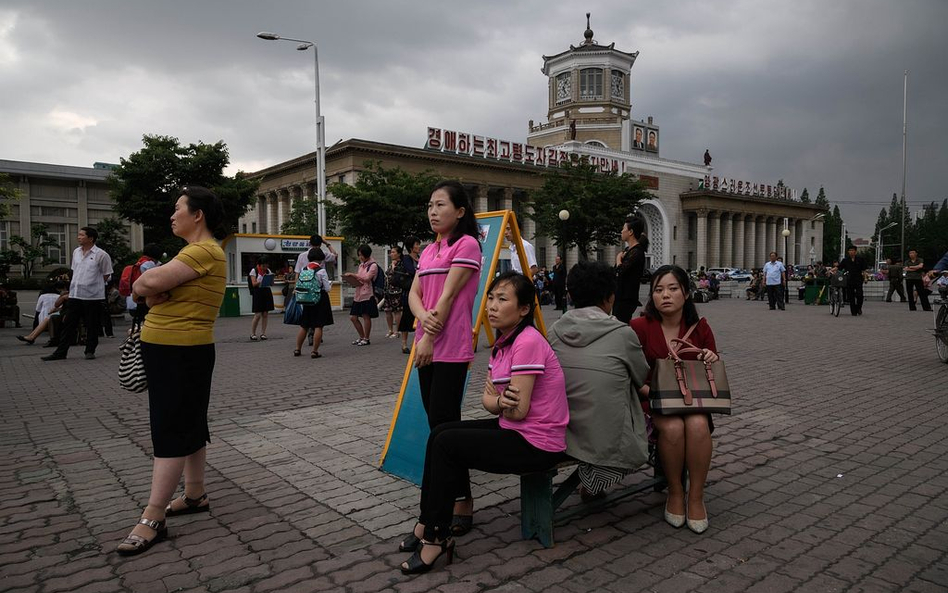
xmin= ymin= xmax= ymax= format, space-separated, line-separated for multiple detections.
xmin=257 ymin=31 xmax=326 ymax=237
xmin=877 ymin=221 xmax=897 ymax=266
xmin=782 ymin=220 xmax=791 ymax=303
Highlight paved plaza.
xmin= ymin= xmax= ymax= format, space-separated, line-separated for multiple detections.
xmin=1 ymin=297 xmax=946 ymax=593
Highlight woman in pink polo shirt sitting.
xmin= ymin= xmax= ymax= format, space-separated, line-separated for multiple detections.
xmin=407 ymin=180 xmax=482 ymax=533
xmin=398 ymin=272 xmax=569 ymax=574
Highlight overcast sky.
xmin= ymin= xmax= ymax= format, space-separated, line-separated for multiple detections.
xmin=2 ymin=0 xmax=946 ymax=238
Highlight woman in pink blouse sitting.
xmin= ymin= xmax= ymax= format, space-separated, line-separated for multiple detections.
xmin=398 ymin=272 xmax=569 ymax=574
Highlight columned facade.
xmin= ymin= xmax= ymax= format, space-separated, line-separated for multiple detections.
xmin=679 ymin=191 xmax=825 ymax=272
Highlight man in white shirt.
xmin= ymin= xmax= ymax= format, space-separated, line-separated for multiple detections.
xmin=295 ymin=234 xmax=337 ymax=274
xmin=42 ymin=227 xmax=113 ymax=361
xmin=505 ymin=227 xmax=538 ymax=277
xmin=762 ymin=251 xmax=786 ymax=311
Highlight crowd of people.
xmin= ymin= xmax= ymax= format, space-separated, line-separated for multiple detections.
xmin=15 ymin=180 xmax=944 ymax=572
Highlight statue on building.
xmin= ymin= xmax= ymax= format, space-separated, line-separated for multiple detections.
xmin=569 ymin=118 xmax=577 ymax=140
xmin=704 ymin=149 xmax=712 ymax=167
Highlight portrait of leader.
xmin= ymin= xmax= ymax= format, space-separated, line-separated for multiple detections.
xmin=647 ymin=130 xmax=658 ymax=151
xmin=633 ymin=126 xmax=645 ymax=149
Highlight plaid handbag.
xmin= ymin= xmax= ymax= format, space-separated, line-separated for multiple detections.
xmin=650 ymin=337 xmax=731 ymax=415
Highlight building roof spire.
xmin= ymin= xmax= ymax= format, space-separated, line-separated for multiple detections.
xmin=583 ymin=12 xmax=595 ymax=45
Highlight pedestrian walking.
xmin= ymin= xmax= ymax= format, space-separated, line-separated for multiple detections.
xmin=838 ymin=245 xmax=867 ymax=316
xmin=505 ymin=226 xmax=537 ymax=276
xmin=884 ymin=257 xmax=906 ymax=303
xmin=293 ymin=248 xmax=333 ymax=358
xmin=762 ymin=252 xmax=786 ymax=311
xmin=41 ymin=226 xmax=112 ymax=361
xmin=116 ymin=185 xmax=227 ymax=556
xmin=905 ymin=249 xmax=932 ymax=312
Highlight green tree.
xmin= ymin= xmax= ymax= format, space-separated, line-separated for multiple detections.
xmin=4 ymin=224 xmax=60 ymax=278
xmin=0 ymin=173 xmax=19 ymax=220
xmin=527 ymin=158 xmax=652 ymax=259
xmin=280 ymin=195 xmax=337 ymax=237
xmin=326 ymin=161 xmax=441 ymax=247
xmin=95 ymin=217 xmax=135 ymax=274
xmin=109 ymin=135 xmax=259 ymax=254
xmin=799 ymin=188 xmax=810 ymax=203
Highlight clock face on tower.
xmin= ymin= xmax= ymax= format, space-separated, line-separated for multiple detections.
xmin=556 ymin=74 xmax=571 ymax=102
xmin=611 ymin=71 xmax=624 ymax=99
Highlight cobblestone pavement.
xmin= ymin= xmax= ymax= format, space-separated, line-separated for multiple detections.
xmin=1 ymin=297 xmax=946 ymax=593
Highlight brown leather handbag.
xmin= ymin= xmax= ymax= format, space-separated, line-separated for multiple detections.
xmin=650 ymin=337 xmax=731 ymax=416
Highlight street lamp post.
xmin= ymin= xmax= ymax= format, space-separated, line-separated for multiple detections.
xmin=782 ymin=221 xmax=791 ymax=304
xmin=877 ymin=221 xmax=898 ymax=267
xmin=257 ymin=32 xmax=326 ymax=237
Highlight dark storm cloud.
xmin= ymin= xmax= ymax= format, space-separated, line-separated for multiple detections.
xmin=1 ymin=0 xmax=946 ymax=237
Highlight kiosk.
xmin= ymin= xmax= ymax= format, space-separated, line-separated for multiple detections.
xmin=219 ymin=234 xmax=344 ymax=316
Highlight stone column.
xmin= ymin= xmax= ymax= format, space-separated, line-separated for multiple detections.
xmin=733 ymin=215 xmax=745 ymax=269
xmin=707 ymin=212 xmax=720 ymax=269
xmin=695 ymin=209 xmax=708 ymax=271
xmin=721 ymin=213 xmax=733 ymax=268
xmin=745 ymin=215 xmax=756 ymax=269
xmin=756 ymin=217 xmax=767 ymax=268
xmin=276 ymin=190 xmax=287 ymax=234
xmin=787 ymin=220 xmax=797 ymax=265
xmin=813 ymin=220 xmax=823 ymax=263
xmin=268 ymin=194 xmax=279 ymax=235
xmin=258 ymin=195 xmax=268 ymax=234
xmin=502 ymin=187 xmax=514 ymax=211
xmin=476 ymin=185 xmax=489 ymax=214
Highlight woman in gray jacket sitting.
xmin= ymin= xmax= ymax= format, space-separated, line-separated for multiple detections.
xmin=549 ymin=260 xmax=651 ymax=497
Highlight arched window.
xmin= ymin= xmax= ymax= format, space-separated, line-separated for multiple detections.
xmin=579 ymin=68 xmax=603 ymax=100
xmin=585 ymin=140 xmax=607 ymax=148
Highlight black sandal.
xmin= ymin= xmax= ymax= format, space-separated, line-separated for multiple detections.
xmin=165 ymin=492 xmax=209 ymax=517
xmin=450 ymin=514 xmax=473 ymax=536
xmin=116 ymin=517 xmax=166 ymax=556
xmin=399 ymin=538 xmax=455 ymax=575
xmin=293 ymin=350 xmax=301 ymax=357
xmin=399 ymin=523 xmax=422 ymax=552
xmin=311 ymin=351 xmax=322 ymax=359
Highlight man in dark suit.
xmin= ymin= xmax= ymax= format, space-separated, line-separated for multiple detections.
xmin=838 ymin=245 xmax=868 ymax=316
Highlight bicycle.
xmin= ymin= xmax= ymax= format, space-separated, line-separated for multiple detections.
xmin=828 ymin=270 xmax=847 ymax=317
xmin=933 ymin=283 xmax=948 ymax=363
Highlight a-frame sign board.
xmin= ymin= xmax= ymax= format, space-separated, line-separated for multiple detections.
xmin=379 ymin=211 xmax=546 ymax=484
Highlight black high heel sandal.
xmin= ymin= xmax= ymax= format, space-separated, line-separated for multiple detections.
xmin=450 ymin=514 xmax=473 ymax=536
xmin=398 ymin=523 xmax=422 ymax=552
xmin=399 ymin=538 xmax=455 ymax=575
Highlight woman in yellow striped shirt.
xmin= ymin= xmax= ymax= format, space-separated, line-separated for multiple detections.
xmin=117 ymin=186 xmax=227 ymax=556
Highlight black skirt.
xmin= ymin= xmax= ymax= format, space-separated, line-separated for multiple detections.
xmin=142 ymin=341 xmax=215 ymax=458
xmin=299 ymin=291 xmax=334 ymax=329
xmin=251 ymin=287 xmax=274 ymax=313
xmin=398 ymin=303 xmax=416 ymax=332
xmin=350 ymin=298 xmax=379 ymax=318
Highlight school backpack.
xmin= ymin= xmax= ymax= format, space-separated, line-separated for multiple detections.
xmin=372 ymin=263 xmax=386 ymax=300
xmin=295 ymin=265 xmax=323 ymax=305
xmin=118 ymin=256 xmax=149 ymax=297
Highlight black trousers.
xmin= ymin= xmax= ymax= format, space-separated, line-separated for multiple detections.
xmin=766 ymin=285 xmax=784 ymax=310
xmin=553 ymin=286 xmax=566 ymax=311
xmin=53 ymin=299 xmax=102 ymax=356
xmin=906 ymin=279 xmax=932 ymax=311
xmin=845 ymin=286 xmax=864 ymax=315
xmin=886 ymin=281 xmax=906 ymax=302
xmin=417 ymin=362 xmax=469 ymax=430
xmin=419 ymin=418 xmax=566 ymax=539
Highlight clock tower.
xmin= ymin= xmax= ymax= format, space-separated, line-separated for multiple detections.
xmin=528 ymin=14 xmax=648 ymax=153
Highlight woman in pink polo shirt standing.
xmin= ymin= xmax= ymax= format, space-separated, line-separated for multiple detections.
xmin=398 ymin=271 xmax=569 ymax=574
xmin=408 ymin=180 xmax=481 ymax=535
